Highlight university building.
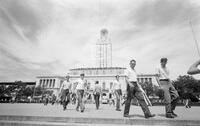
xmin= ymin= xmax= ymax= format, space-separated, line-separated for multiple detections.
xmin=35 ymin=29 xmax=158 ymax=97
xmin=35 ymin=68 xmax=158 ymax=97
xmin=36 ymin=76 xmax=65 ymax=97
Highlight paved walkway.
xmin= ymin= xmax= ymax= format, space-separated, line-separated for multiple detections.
xmin=0 ymin=103 xmax=199 ymax=120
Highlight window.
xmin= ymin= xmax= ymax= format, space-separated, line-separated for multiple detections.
xmin=102 ymin=82 xmax=106 ymax=90
xmin=47 ymin=79 xmax=49 ymax=88
xmin=50 ymin=79 xmax=52 ymax=88
xmin=141 ymin=78 xmax=144 ymax=83
xmin=53 ymin=79 xmax=55 ymax=88
xmin=149 ymin=78 xmax=152 ymax=83
xmin=39 ymin=79 xmax=42 ymax=87
xmin=43 ymin=79 xmax=46 ymax=87
xmin=145 ymin=78 xmax=148 ymax=82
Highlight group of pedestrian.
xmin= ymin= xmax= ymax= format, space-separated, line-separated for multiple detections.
xmin=123 ymin=58 xmax=180 ymax=118
xmin=56 ymin=58 xmax=200 ymax=119
xmin=43 ymin=94 xmax=57 ymax=106
xmin=59 ymin=73 xmax=88 ymax=112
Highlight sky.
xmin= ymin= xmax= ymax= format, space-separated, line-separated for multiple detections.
xmin=0 ymin=0 xmax=200 ymax=81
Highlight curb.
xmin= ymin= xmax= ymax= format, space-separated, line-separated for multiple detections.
xmin=0 ymin=115 xmax=200 ymax=126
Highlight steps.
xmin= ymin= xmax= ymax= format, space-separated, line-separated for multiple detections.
xmin=0 ymin=115 xmax=200 ymax=126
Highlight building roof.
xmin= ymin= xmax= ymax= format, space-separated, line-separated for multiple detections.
xmin=36 ymin=76 xmax=64 ymax=79
xmin=137 ymin=74 xmax=158 ymax=77
xmin=36 ymin=74 xmax=158 ymax=79
xmin=70 ymin=67 xmax=126 ymax=71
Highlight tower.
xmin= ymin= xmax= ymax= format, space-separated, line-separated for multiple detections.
xmin=96 ymin=29 xmax=112 ymax=68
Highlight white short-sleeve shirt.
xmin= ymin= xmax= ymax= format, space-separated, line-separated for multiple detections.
xmin=125 ymin=68 xmax=137 ymax=82
xmin=76 ymin=78 xmax=87 ymax=90
xmin=112 ymin=80 xmax=121 ymax=90
xmin=156 ymin=66 xmax=170 ymax=80
xmin=62 ymin=80 xmax=71 ymax=90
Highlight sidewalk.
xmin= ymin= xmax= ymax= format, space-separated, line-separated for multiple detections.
xmin=0 ymin=103 xmax=200 ymax=125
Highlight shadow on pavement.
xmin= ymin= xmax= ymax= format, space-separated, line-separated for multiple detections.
xmin=127 ymin=114 xmax=145 ymax=118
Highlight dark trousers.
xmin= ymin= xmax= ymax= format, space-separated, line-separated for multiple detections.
xmin=94 ymin=93 xmax=100 ymax=109
xmin=115 ymin=89 xmax=121 ymax=110
xmin=61 ymin=89 xmax=70 ymax=109
xmin=76 ymin=90 xmax=85 ymax=111
xmin=44 ymin=98 xmax=48 ymax=105
xmin=124 ymin=82 xmax=151 ymax=116
xmin=160 ymin=80 xmax=179 ymax=114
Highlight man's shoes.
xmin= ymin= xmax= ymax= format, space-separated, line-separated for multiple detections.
xmin=81 ymin=109 xmax=84 ymax=113
xmin=63 ymin=107 xmax=66 ymax=111
xmin=145 ymin=114 xmax=156 ymax=119
xmin=76 ymin=108 xmax=79 ymax=111
xmin=166 ymin=113 xmax=175 ymax=118
xmin=172 ymin=112 xmax=178 ymax=117
xmin=116 ymin=109 xmax=121 ymax=111
xmin=123 ymin=114 xmax=129 ymax=117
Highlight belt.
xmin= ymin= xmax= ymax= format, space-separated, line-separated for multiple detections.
xmin=159 ymin=79 xmax=169 ymax=81
xmin=129 ymin=81 xmax=137 ymax=83
xmin=129 ymin=81 xmax=137 ymax=86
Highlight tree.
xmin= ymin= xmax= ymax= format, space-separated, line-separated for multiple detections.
xmin=34 ymin=86 xmax=43 ymax=96
xmin=140 ymin=82 xmax=154 ymax=97
xmin=33 ymin=86 xmax=53 ymax=96
xmin=173 ymin=75 xmax=200 ymax=99
xmin=0 ymin=85 xmax=6 ymax=94
xmin=23 ymin=86 xmax=34 ymax=97
xmin=155 ymin=88 xmax=164 ymax=100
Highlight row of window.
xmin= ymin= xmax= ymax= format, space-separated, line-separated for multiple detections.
xmin=85 ymin=82 xmax=114 ymax=90
xmin=137 ymin=78 xmax=152 ymax=83
xmin=71 ymin=69 xmax=124 ymax=75
xmin=39 ymin=79 xmax=56 ymax=88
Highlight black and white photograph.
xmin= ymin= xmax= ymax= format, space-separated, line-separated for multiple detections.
xmin=0 ymin=0 xmax=200 ymax=125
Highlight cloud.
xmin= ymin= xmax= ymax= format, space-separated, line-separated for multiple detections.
xmin=0 ymin=0 xmax=54 ymax=42
xmin=133 ymin=0 xmax=200 ymax=27
xmin=0 ymin=0 xmax=200 ymax=81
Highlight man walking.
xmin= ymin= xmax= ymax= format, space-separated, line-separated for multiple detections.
xmin=59 ymin=75 xmax=72 ymax=110
xmin=124 ymin=59 xmax=155 ymax=118
xmin=75 ymin=73 xmax=87 ymax=112
xmin=156 ymin=58 xmax=179 ymax=118
xmin=93 ymin=81 xmax=102 ymax=110
xmin=112 ymin=75 xmax=122 ymax=111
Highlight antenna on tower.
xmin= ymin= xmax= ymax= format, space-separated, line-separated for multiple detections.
xmin=189 ymin=20 xmax=200 ymax=57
